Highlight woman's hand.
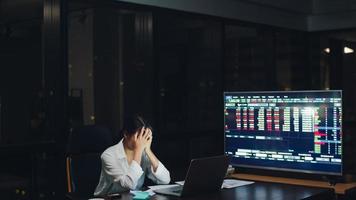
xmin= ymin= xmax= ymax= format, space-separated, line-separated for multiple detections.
xmin=143 ymin=128 xmax=159 ymax=172
xmin=133 ymin=127 xmax=150 ymax=152
xmin=131 ymin=128 xmax=150 ymax=165
xmin=145 ymin=128 xmax=153 ymax=151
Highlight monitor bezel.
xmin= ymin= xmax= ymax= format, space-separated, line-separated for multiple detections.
xmin=223 ymin=90 xmax=343 ymax=176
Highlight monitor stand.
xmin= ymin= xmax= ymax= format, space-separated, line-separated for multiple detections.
xmin=322 ymin=175 xmax=338 ymax=186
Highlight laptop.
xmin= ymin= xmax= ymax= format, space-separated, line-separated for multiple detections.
xmin=154 ymin=155 xmax=229 ymax=197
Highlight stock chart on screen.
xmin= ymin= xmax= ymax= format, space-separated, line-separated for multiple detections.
xmin=224 ymin=90 xmax=342 ymax=175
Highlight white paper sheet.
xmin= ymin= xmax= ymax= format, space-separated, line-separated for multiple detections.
xmin=222 ymin=179 xmax=254 ymax=188
xmin=174 ymin=179 xmax=254 ymax=189
xmin=175 ymin=181 xmax=184 ymax=185
xmin=147 ymin=184 xmax=180 ymax=191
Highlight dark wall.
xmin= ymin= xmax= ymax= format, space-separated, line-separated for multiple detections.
xmin=0 ymin=1 xmax=66 ymax=199
xmin=0 ymin=5 xmax=44 ymax=144
xmin=118 ymin=0 xmax=356 ymax=31
xmin=0 ymin=0 xmax=43 ymax=23
xmin=117 ymin=0 xmax=308 ymax=30
xmin=92 ymin=7 xmax=121 ymax=136
xmin=153 ymin=11 xmax=224 ymax=176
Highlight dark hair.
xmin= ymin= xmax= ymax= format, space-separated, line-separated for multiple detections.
xmin=121 ymin=114 xmax=151 ymax=136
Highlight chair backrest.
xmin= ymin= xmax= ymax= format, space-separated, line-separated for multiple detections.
xmin=66 ymin=125 xmax=114 ymax=196
xmin=66 ymin=153 xmax=102 ymax=195
xmin=67 ymin=125 xmax=114 ymax=154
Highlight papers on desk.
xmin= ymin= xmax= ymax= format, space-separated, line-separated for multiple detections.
xmin=175 ymin=179 xmax=254 ymax=189
xmin=130 ymin=179 xmax=254 ymax=197
xmin=131 ymin=184 xmax=179 ymax=197
xmin=175 ymin=181 xmax=185 ymax=185
xmin=147 ymin=184 xmax=180 ymax=191
xmin=222 ymin=179 xmax=254 ymax=188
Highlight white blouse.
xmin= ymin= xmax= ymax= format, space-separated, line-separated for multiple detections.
xmin=94 ymin=139 xmax=171 ymax=196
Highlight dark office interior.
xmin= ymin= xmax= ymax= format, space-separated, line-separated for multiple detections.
xmin=1 ymin=0 xmax=356 ymax=199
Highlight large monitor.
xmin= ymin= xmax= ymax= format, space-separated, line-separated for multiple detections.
xmin=224 ymin=90 xmax=342 ymax=175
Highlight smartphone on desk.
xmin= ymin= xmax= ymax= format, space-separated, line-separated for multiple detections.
xmin=106 ymin=193 xmax=121 ymax=199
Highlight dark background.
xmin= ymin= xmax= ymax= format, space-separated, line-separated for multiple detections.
xmin=1 ymin=0 xmax=356 ymax=199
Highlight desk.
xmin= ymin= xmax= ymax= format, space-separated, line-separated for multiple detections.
xmin=230 ymin=173 xmax=356 ymax=195
xmin=125 ymin=182 xmax=333 ymax=200
xmin=69 ymin=181 xmax=334 ymax=200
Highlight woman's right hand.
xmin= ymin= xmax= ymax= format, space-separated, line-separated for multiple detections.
xmin=133 ymin=127 xmax=149 ymax=152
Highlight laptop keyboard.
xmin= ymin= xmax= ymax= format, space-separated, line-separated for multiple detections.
xmin=171 ymin=185 xmax=183 ymax=193
xmin=172 ymin=189 xmax=182 ymax=193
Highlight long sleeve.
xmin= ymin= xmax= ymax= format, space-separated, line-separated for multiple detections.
xmin=101 ymin=152 xmax=143 ymax=190
xmin=144 ymin=154 xmax=171 ymax=184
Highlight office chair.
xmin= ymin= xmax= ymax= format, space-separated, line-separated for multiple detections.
xmin=65 ymin=125 xmax=113 ymax=199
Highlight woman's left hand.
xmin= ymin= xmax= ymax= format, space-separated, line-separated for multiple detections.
xmin=145 ymin=128 xmax=153 ymax=151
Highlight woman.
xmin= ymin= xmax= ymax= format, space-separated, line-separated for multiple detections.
xmin=94 ymin=115 xmax=171 ymax=196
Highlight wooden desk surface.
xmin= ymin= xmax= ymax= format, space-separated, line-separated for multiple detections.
xmin=230 ymin=173 xmax=356 ymax=195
